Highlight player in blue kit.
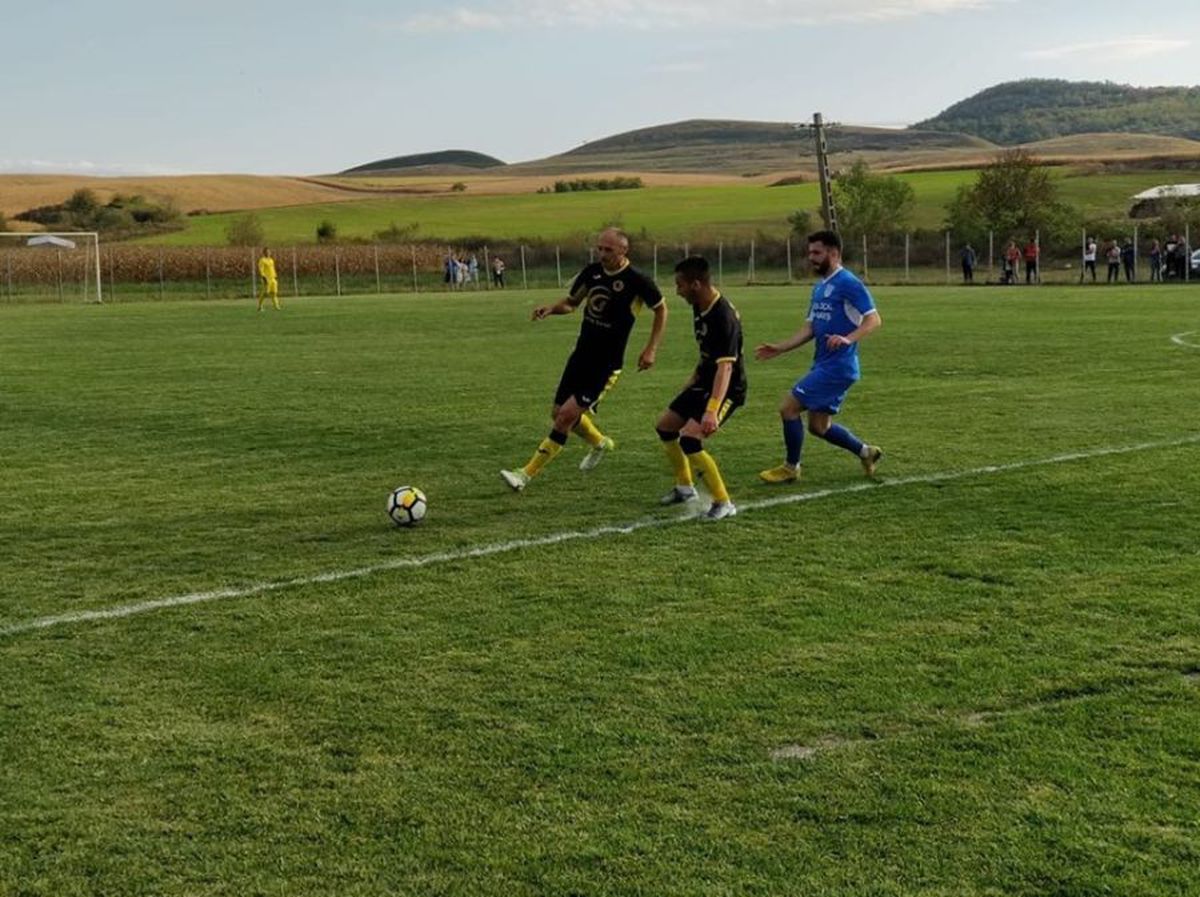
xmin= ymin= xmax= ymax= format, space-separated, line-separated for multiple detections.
xmin=756 ymin=230 xmax=882 ymax=483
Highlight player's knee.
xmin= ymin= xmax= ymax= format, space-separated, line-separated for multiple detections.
xmin=655 ymin=426 xmax=679 ymax=442
xmin=807 ymin=418 xmax=829 ymax=436
xmin=679 ymin=435 xmax=703 ymax=455
xmin=779 ymin=397 xmax=801 ymax=419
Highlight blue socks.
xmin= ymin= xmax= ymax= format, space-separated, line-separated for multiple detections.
xmin=783 ymin=418 xmax=805 ymax=466
xmin=821 ymin=423 xmax=865 ymax=457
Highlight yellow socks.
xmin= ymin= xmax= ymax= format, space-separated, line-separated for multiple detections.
xmin=662 ymin=437 xmax=693 ymax=487
xmin=574 ymin=413 xmax=605 ymax=448
xmin=688 ymin=450 xmax=730 ymax=503
xmin=522 ymin=434 xmax=566 ymax=478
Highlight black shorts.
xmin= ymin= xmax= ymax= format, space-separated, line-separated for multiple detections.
xmin=553 ymin=350 xmax=621 ymax=411
xmin=668 ymin=385 xmax=743 ymax=426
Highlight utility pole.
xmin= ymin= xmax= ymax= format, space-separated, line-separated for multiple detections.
xmin=813 ymin=112 xmax=839 ymax=235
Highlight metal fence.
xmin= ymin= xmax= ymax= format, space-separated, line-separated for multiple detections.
xmin=0 ymin=228 xmax=1193 ymax=304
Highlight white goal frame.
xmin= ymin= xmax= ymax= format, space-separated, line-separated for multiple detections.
xmin=0 ymin=231 xmax=103 ymax=303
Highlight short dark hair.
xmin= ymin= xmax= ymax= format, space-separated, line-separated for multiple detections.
xmin=807 ymin=230 xmax=842 ymax=251
xmin=674 ymin=255 xmax=710 ymax=282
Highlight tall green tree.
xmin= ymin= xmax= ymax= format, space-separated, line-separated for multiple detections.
xmin=945 ymin=149 xmax=1078 ymax=244
xmin=831 ymin=160 xmax=915 ymax=245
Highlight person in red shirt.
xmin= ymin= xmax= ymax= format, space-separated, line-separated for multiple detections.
xmin=1003 ymin=241 xmax=1021 ymax=285
xmin=1023 ymin=239 xmax=1040 ymax=284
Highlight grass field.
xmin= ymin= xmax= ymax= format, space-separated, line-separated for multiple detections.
xmin=2 ymin=285 xmax=1199 ymax=896
xmin=137 ymin=167 xmax=1200 ymax=247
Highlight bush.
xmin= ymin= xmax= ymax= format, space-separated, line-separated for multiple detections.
xmin=316 ymin=220 xmax=338 ymax=243
xmin=450 ymin=182 xmax=467 ymax=193
xmin=226 ymin=214 xmax=265 ymax=247
xmin=374 ymin=221 xmax=420 ymax=243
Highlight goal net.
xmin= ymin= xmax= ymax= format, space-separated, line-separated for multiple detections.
xmin=0 ymin=232 xmax=103 ymax=303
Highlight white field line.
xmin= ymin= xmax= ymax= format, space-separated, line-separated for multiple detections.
xmin=3 ymin=434 xmax=1199 ymax=640
xmin=1171 ymin=331 xmax=1200 ymax=348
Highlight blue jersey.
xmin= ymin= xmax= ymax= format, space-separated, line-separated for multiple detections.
xmin=807 ymin=267 xmax=876 ymax=379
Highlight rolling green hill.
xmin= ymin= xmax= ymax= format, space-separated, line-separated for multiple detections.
xmin=505 ymin=119 xmax=993 ymax=174
xmin=914 ymin=79 xmax=1200 ymax=145
xmin=342 ymin=150 xmax=505 ymax=175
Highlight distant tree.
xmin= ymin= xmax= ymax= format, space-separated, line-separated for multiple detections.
xmin=944 ymin=149 xmax=1077 ymax=244
xmin=316 ymin=220 xmax=338 ymax=243
xmin=450 ymin=182 xmax=467 ymax=193
xmin=831 ymin=160 xmax=914 ymax=245
xmin=787 ymin=209 xmax=814 ymax=237
xmin=226 ymin=214 xmax=265 ymax=246
xmin=64 ymin=188 xmax=101 ymax=226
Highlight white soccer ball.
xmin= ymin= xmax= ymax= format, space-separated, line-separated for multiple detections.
xmin=387 ymin=485 xmax=427 ymax=527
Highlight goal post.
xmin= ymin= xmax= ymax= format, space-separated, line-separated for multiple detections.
xmin=0 ymin=231 xmax=103 ymax=304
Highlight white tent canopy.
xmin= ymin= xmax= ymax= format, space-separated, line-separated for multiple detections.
xmin=1132 ymin=184 xmax=1200 ymax=201
xmin=26 ymin=234 xmax=77 ymax=249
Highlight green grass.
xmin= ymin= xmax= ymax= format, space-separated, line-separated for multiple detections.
xmin=2 ymin=285 xmax=1199 ymax=895
xmin=139 ymin=167 xmax=1200 ymax=247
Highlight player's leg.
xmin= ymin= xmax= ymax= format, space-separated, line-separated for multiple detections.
xmin=502 ymin=359 xmax=584 ymax=491
xmin=270 ymin=279 xmax=280 ymax=310
xmin=655 ymin=405 xmax=696 ymax=504
xmin=807 ymin=410 xmax=883 ymax=477
xmin=681 ymin=404 xmax=739 ymax=520
xmin=760 ymin=391 xmax=806 ymax=483
xmin=257 ymin=279 xmax=266 ymax=311
xmin=576 ymin=368 xmax=621 ymax=471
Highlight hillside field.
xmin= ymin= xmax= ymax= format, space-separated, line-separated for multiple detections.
xmin=2 ymin=285 xmax=1199 ymax=895
xmin=136 ymin=166 xmax=1200 ymax=246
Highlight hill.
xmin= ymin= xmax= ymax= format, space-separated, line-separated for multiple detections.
xmin=914 ymin=79 xmax=1200 ymax=145
xmin=342 ymin=150 xmax=505 ymax=175
xmin=504 ymin=119 xmax=993 ymax=175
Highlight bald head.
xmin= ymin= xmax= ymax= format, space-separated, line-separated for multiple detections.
xmin=596 ymin=227 xmax=630 ymax=271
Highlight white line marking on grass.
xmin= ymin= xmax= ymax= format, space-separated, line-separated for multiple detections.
xmin=1171 ymin=331 xmax=1200 ymax=348
xmin=3 ymin=434 xmax=1199 ymax=640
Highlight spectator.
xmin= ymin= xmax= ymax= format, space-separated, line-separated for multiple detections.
xmin=1082 ymin=236 xmax=1097 ymax=283
xmin=1164 ymin=235 xmax=1179 ymax=280
xmin=1121 ymin=239 xmax=1135 ymax=283
xmin=1105 ymin=240 xmax=1121 ymax=283
xmin=1023 ymin=238 xmax=1040 ymax=284
xmin=1148 ymin=239 xmax=1162 ymax=282
xmin=492 ymin=255 xmax=506 ymax=288
xmin=960 ymin=243 xmax=976 ymax=283
xmin=468 ymin=253 xmax=479 ymax=284
xmin=1002 ymin=240 xmax=1020 ymax=285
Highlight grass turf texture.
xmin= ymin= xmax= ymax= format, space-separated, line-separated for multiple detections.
xmin=1 ymin=285 xmax=1199 ymax=896
xmin=138 ymin=167 xmax=1200 ymax=246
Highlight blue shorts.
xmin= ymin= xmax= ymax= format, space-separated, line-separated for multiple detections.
xmin=791 ymin=368 xmax=857 ymax=415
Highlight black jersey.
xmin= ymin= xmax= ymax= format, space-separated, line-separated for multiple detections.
xmin=567 ymin=262 xmax=664 ymax=364
xmin=692 ymin=292 xmax=746 ymax=401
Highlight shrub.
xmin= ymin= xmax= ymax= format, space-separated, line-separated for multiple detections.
xmin=316 ymin=220 xmax=338 ymax=243
xmin=226 ymin=214 xmax=265 ymax=247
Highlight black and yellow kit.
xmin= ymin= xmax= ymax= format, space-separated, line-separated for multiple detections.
xmin=553 ymin=261 xmax=664 ymax=409
xmin=668 ymin=291 xmax=747 ymax=423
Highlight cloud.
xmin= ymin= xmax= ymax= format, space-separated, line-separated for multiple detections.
xmin=0 ymin=159 xmax=206 ymax=176
xmin=1025 ymin=36 xmax=1192 ymax=61
xmin=397 ymin=0 xmax=997 ymax=32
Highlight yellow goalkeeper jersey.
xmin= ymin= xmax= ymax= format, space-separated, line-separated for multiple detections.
xmin=258 ymin=256 xmax=277 ymax=280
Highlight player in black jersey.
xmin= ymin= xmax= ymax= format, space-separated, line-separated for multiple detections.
xmin=654 ymin=256 xmax=746 ymax=520
xmin=502 ymin=228 xmax=668 ymax=491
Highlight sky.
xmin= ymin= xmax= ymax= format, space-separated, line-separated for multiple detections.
xmin=3 ymin=0 xmax=1198 ymax=176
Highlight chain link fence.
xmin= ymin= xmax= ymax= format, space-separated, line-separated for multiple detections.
xmin=0 ymin=229 xmax=1194 ymax=304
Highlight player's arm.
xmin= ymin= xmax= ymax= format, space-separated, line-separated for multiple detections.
xmin=531 ymin=297 xmax=575 ymax=320
xmin=755 ymin=320 xmax=813 ymax=360
xmin=700 ymin=361 xmax=733 ymax=436
xmin=826 ymin=308 xmax=880 ymax=350
xmin=637 ymin=300 xmax=668 ymax=371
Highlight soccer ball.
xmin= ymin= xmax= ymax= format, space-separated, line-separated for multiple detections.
xmin=387 ymin=485 xmax=427 ymax=527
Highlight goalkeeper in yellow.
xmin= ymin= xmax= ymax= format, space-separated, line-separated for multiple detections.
xmin=257 ymin=248 xmax=281 ymax=311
